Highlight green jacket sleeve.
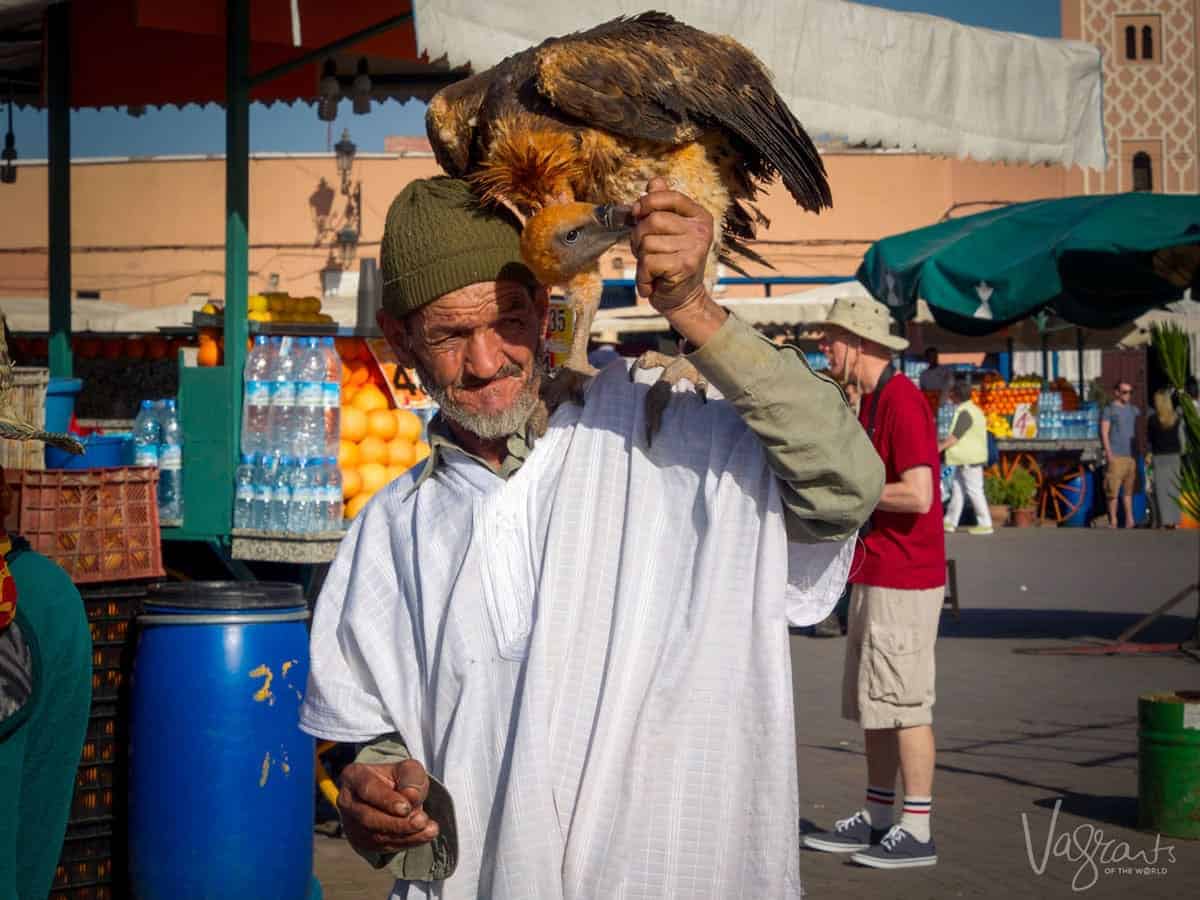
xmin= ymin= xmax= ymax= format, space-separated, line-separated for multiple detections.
xmin=688 ymin=314 xmax=885 ymax=542
xmin=348 ymin=735 xmax=458 ymax=882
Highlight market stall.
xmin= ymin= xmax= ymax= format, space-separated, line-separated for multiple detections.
xmin=859 ymin=193 xmax=1200 ymax=526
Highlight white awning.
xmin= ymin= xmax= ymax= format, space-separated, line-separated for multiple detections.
xmin=413 ymin=0 xmax=1104 ymax=170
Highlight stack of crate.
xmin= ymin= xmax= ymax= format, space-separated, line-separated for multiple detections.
xmin=50 ymin=583 xmax=144 ymax=900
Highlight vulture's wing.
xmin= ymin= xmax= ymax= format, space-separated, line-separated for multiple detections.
xmin=426 ymin=69 xmax=502 ymax=176
xmin=534 ymin=12 xmax=831 ymax=212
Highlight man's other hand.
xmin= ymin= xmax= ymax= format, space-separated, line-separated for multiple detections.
xmin=337 ymin=758 xmax=440 ymax=853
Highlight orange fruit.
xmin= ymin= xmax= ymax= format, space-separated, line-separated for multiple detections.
xmin=337 ymin=439 xmax=360 ymax=468
xmin=358 ymin=462 xmax=389 ymax=496
xmin=386 ymin=464 xmax=407 ymax=482
xmin=341 ymin=384 xmax=359 ymax=405
xmin=341 ymin=407 xmax=368 ymax=443
xmin=345 ymin=491 xmax=373 ymax=520
xmin=348 ymin=360 xmax=370 ymax=386
xmin=352 ymin=385 xmax=389 ymax=413
xmin=357 ymin=435 xmax=387 ymax=465
xmin=387 ymin=439 xmax=416 ymax=469
xmin=367 ymin=408 xmax=398 ymax=442
xmin=394 ymin=409 xmax=423 ymax=443
xmin=341 ymin=467 xmax=362 ymax=500
xmin=197 ymin=342 xmax=220 ymax=367
xmin=413 ymin=440 xmax=431 ymax=463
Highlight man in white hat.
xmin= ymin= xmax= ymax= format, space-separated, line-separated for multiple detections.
xmin=804 ymin=295 xmax=945 ymax=869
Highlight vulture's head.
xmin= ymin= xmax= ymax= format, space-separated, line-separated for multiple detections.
xmin=519 ymin=203 xmax=635 ymax=287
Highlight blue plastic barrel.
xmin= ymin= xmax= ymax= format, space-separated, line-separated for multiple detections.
xmin=130 ymin=582 xmax=314 ymax=900
xmin=45 ymin=376 xmax=83 ymax=433
xmin=1063 ymin=470 xmax=1094 ymax=528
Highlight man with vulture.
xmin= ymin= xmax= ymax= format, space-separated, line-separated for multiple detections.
xmin=301 ymin=13 xmax=884 ymax=898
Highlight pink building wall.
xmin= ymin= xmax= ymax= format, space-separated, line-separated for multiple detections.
xmin=0 ymin=149 xmax=1075 ymax=311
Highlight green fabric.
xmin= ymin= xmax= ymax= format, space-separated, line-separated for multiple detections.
xmin=349 ymin=735 xmax=458 ymax=882
xmin=408 ymin=315 xmax=882 ymax=543
xmin=0 ymin=545 xmax=92 ymax=900
xmin=688 ymin=314 xmax=884 ymax=542
xmin=858 ymin=193 xmax=1200 ymax=336
xmin=380 ymin=177 xmax=536 ymax=318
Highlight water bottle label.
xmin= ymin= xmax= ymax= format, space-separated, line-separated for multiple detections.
xmin=298 ymin=382 xmax=323 ymax=408
xmin=246 ymin=381 xmax=271 ymax=405
xmin=271 ymin=382 xmax=297 ymax=406
xmin=134 ymin=446 xmax=158 ymax=467
xmin=272 ymin=485 xmax=292 ymax=503
xmin=236 ymin=485 xmax=254 ymax=501
xmin=322 ymin=383 xmax=340 ymax=409
xmin=254 ymin=485 xmax=272 ymax=502
xmin=160 ymin=445 xmax=182 ymax=470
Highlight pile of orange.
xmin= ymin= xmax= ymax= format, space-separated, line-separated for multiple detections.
xmin=336 ymin=339 xmax=430 ymax=519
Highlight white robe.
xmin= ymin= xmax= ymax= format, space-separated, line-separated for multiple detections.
xmin=301 ymin=361 xmax=852 ymax=899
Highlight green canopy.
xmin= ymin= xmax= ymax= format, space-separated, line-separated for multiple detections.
xmin=857 ymin=194 xmax=1200 ymax=336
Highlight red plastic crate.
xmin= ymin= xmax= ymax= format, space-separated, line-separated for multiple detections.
xmin=18 ymin=467 xmax=164 ymax=584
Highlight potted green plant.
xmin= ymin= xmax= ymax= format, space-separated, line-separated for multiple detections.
xmin=983 ymin=473 xmax=1011 ymax=526
xmin=1006 ymin=465 xmax=1039 ymax=527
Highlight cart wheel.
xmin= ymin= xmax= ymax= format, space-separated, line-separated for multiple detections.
xmin=1039 ymin=462 xmax=1087 ymax=524
xmin=988 ymin=452 xmax=1042 ymax=489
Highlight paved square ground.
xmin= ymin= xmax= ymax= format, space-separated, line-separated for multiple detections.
xmin=315 ymin=529 xmax=1200 ymax=898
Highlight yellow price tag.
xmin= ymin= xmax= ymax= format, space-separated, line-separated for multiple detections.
xmin=544 ymin=297 xmax=575 ymax=369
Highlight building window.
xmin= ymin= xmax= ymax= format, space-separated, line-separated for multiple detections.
xmin=1132 ymin=152 xmax=1153 ymax=192
xmin=1116 ymin=16 xmax=1160 ymax=62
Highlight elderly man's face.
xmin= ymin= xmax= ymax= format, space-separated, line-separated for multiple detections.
xmin=380 ymin=280 xmax=548 ymax=440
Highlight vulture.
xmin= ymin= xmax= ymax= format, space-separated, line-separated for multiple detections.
xmin=426 ymin=11 xmax=831 ymax=421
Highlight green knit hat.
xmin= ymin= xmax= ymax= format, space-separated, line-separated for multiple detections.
xmin=380 ymin=176 xmax=535 ymax=318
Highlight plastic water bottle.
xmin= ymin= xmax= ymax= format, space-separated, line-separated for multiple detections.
xmin=133 ymin=400 xmax=161 ymax=468
xmin=295 ymin=338 xmax=326 ymax=460
xmin=267 ymin=337 xmax=298 ymax=456
xmin=249 ymin=453 xmax=271 ymax=530
xmin=267 ymin=455 xmax=294 ymax=532
xmin=233 ymin=453 xmax=255 ymax=529
xmin=321 ymin=337 xmax=342 ymax=457
xmin=242 ymin=335 xmax=273 ymax=455
xmin=158 ymin=399 xmax=184 ymax=524
xmin=323 ymin=457 xmax=343 ymax=529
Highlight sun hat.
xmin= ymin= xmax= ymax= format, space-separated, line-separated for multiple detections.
xmin=0 ymin=315 xmax=83 ymax=454
xmin=823 ymin=295 xmax=909 ymax=352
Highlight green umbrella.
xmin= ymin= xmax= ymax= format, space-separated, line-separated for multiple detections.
xmin=857 ymin=193 xmax=1200 ymax=336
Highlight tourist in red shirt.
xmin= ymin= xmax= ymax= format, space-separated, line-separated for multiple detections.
xmin=804 ymin=296 xmax=945 ymax=869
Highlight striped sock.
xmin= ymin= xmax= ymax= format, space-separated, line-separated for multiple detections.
xmin=864 ymin=785 xmax=895 ymax=829
xmin=899 ymin=795 xmax=932 ymax=842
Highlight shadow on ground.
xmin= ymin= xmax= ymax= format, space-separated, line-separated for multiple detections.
xmin=1033 ymin=793 xmax=1139 ymax=830
xmin=938 ymin=608 xmax=1197 ymax=643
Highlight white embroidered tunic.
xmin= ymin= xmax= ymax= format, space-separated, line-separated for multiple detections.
xmin=301 ymin=362 xmax=852 ymax=899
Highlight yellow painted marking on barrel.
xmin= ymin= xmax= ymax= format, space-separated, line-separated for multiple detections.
xmin=259 ymin=751 xmax=272 ymax=787
xmin=281 ymin=659 xmax=299 ymax=677
xmin=249 ymin=664 xmax=274 ymax=704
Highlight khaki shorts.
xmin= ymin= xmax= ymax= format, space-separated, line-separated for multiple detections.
xmin=1105 ymin=455 xmax=1136 ymax=500
xmin=842 ymin=584 xmax=943 ymax=730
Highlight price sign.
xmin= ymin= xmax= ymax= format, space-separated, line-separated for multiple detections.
xmin=544 ymin=296 xmax=575 ymax=369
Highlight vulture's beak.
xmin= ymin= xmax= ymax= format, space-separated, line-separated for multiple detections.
xmin=592 ymin=204 xmax=636 ymax=236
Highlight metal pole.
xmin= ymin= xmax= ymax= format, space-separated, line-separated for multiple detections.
xmin=47 ymin=2 xmax=71 ymax=379
xmin=1041 ymin=332 xmax=1050 ymax=381
xmin=226 ymin=0 xmax=250 ymax=459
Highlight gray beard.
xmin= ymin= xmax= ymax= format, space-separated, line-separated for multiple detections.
xmin=415 ymin=355 xmax=545 ymax=441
